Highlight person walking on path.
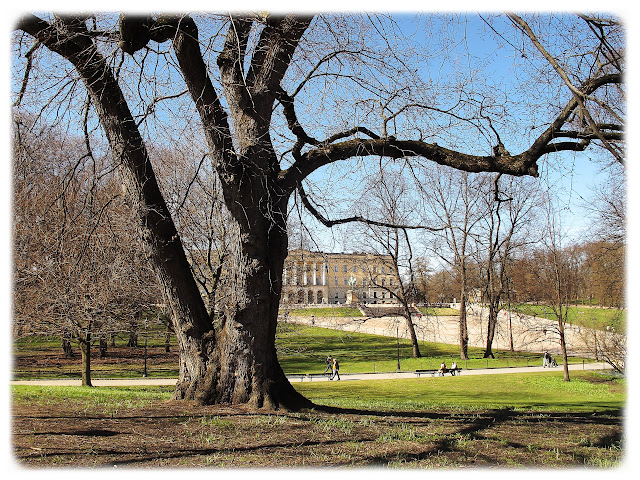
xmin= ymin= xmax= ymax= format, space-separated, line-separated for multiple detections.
xmin=330 ymin=358 xmax=340 ymax=380
xmin=323 ymin=355 xmax=333 ymax=375
xmin=543 ymin=352 xmax=549 ymax=368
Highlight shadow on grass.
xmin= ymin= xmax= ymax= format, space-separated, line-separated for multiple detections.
xmin=14 ymin=401 xmax=624 ymax=467
xmin=310 ymin=403 xmax=623 ymax=466
xmin=311 ymin=402 xmax=622 ymax=424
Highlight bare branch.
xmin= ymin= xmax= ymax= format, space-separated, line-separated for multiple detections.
xmin=298 ymin=184 xmax=442 ymax=231
xmin=507 ymin=13 xmax=624 ymax=164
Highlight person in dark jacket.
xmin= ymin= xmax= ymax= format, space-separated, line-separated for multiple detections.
xmin=323 ymin=355 xmax=333 ymax=375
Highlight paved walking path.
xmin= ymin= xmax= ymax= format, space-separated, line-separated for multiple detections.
xmin=10 ymin=361 xmax=612 ymax=386
xmin=11 ymin=305 xmax=617 ymax=388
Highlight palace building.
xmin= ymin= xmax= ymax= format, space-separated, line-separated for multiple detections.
xmin=281 ymin=249 xmax=400 ymax=305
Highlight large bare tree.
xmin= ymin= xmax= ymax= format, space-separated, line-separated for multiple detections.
xmin=13 ymin=13 xmax=624 ymax=409
xmin=354 ymin=171 xmax=428 ymax=358
xmin=478 ymin=174 xmax=542 ymax=358
xmin=420 ymin=168 xmax=486 ymax=360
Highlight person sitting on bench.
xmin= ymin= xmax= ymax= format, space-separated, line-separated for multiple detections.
xmin=450 ymin=361 xmax=458 ymax=376
xmin=439 ymin=361 xmax=447 ymax=376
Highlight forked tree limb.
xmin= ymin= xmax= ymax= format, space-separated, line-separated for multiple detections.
xmin=297 ymin=184 xmax=443 ymax=231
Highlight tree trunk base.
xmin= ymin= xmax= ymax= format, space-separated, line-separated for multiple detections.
xmin=173 ymin=375 xmax=313 ymax=411
xmin=172 ymin=357 xmax=314 ymax=412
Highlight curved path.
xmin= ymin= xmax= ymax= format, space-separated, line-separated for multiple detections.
xmin=10 ymin=361 xmax=612 ymax=386
xmin=11 ymin=305 xmax=616 ymax=387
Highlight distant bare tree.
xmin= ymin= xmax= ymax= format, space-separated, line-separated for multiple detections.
xmin=579 ymin=312 xmax=625 ymax=373
xmin=420 ymin=168 xmax=486 ymax=360
xmin=477 ymin=174 xmax=542 ymax=358
xmin=355 ymin=171 xmax=431 ymax=358
xmin=530 ymin=195 xmax=580 ymax=381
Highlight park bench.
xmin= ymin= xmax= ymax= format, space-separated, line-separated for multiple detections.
xmin=288 ymin=373 xmax=334 ymax=382
xmin=415 ymin=368 xmax=462 ymax=377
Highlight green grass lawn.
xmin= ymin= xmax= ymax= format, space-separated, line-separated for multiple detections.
xmin=276 ymin=323 xmax=591 ymax=374
xmin=11 ymin=384 xmax=172 ymax=412
xmin=509 ymin=304 xmax=626 ymax=331
xmin=14 ymin=322 xmax=596 ymax=380
xmin=12 ymin=371 xmax=625 ymax=468
xmin=11 ymin=370 xmax=624 ymax=414
xmin=294 ymin=370 xmax=625 ymax=413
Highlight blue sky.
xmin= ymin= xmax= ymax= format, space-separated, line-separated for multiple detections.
xmin=5 ymin=10 xmax=626 ymax=253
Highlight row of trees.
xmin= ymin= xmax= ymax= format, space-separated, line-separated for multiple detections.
xmin=13 ymin=116 xmax=164 ymax=385
xmin=13 ymin=12 xmax=624 ymax=407
xmin=342 ymin=160 xmax=624 ymax=366
xmin=416 ymin=237 xmax=624 ymax=311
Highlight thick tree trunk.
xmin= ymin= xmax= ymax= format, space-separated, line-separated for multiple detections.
xmin=78 ymin=333 xmax=92 ymax=387
xmin=403 ymin=306 xmax=421 ymax=358
xmin=484 ymin=302 xmax=498 ymax=358
xmin=173 ymin=195 xmax=312 ymax=410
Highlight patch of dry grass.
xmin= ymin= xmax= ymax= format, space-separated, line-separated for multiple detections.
xmin=12 ymin=396 xmax=623 ymax=468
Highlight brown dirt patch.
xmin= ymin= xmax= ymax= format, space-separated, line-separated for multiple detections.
xmin=12 ymin=399 xmax=624 ymax=468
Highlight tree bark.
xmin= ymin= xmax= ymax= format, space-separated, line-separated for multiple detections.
xmin=402 ymin=305 xmax=421 ymax=358
xmin=559 ymin=322 xmax=570 ymax=382
xmin=175 ymin=196 xmax=311 ymax=409
xmin=78 ymin=332 xmax=92 ymax=387
xmin=484 ymin=301 xmax=498 ymax=358
xmin=99 ymin=335 xmax=107 ymax=358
